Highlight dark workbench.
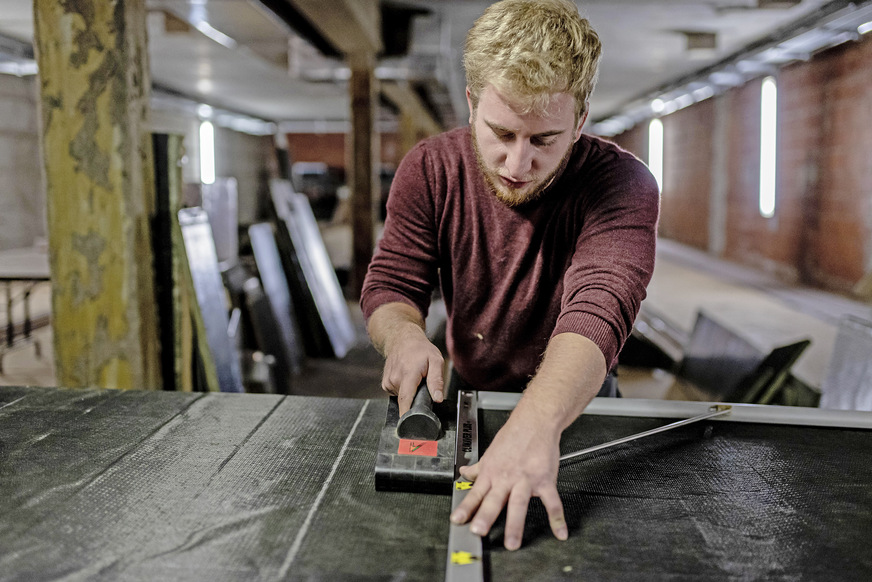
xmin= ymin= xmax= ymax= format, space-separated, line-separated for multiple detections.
xmin=0 ymin=387 xmax=448 ymax=581
xmin=2 ymin=386 xmax=871 ymax=581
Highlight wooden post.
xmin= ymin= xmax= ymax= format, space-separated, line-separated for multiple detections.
xmin=348 ymin=52 xmax=379 ymax=298
xmin=398 ymin=111 xmax=420 ymax=161
xmin=33 ymin=0 xmax=161 ymax=390
xmin=287 ymin=0 xmax=383 ymax=298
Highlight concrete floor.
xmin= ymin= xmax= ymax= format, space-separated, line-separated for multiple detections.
xmin=620 ymin=239 xmax=872 ymax=401
xmin=2 ymin=238 xmax=870 ymax=402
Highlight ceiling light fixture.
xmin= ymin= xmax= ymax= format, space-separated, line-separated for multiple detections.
xmin=692 ymin=86 xmax=715 ymax=102
xmin=588 ymin=0 xmax=872 ymax=137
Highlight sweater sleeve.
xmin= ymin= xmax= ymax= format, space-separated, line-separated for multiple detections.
xmin=360 ymin=142 xmax=441 ymax=321
xmin=552 ymin=150 xmax=660 ymax=368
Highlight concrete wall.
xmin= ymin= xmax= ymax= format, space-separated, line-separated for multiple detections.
xmin=0 ymin=83 xmax=276 ymax=255
xmin=0 ymin=74 xmax=44 ymax=251
xmin=610 ymin=32 xmax=872 ymax=296
xmin=150 ymin=109 xmax=275 ymax=225
xmin=214 ymin=127 xmax=275 ymax=225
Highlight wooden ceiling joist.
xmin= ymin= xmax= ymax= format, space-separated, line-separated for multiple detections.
xmin=285 ymin=0 xmax=382 ymax=56
xmin=381 ymin=82 xmax=443 ymax=137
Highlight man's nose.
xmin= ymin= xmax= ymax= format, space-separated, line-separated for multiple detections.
xmin=504 ymin=141 xmax=534 ymax=179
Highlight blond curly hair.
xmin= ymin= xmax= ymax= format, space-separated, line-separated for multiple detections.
xmin=464 ymin=0 xmax=602 ymax=120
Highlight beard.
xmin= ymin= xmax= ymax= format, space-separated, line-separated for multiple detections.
xmin=471 ymin=124 xmax=574 ymax=208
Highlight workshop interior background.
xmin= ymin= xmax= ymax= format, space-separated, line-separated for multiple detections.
xmin=0 ymin=0 xmax=871 ymax=403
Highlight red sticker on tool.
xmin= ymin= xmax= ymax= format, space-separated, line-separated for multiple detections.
xmin=398 ymin=439 xmax=438 ymax=457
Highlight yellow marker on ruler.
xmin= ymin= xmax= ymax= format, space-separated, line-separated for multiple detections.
xmin=451 ymin=551 xmax=480 ymax=565
xmin=455 ymin=481 xmax=473 ymax=491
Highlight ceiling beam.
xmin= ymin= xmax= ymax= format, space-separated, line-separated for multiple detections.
xmin=284 ymin=0 xmax=382 ymax=56
xmin=381 ymin=82 xmax=443 ymax=137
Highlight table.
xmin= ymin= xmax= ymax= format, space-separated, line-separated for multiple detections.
xmin=1 ymin=386 xmax=871 ymax=581
xmin=0 ymin=247 xmax=51 ymax=373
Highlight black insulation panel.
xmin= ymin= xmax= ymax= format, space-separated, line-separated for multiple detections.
xmin=480 ymin=410 xmax=872 ymax=581
xmin=2 ymin=386 xmax=871 ymax=581
xmin=0 ymin=388 xmax=449 ymax=582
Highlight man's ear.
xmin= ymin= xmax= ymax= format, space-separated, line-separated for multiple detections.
xmin=466 ymin=87 xmax=475 ymax=125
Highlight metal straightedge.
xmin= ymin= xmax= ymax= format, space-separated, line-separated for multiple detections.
xmin=445 ymin=390 xmax=485 ymax=582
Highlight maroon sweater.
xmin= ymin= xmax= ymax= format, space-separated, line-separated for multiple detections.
xmin=361 ymin=127 xmax=659 ymax=392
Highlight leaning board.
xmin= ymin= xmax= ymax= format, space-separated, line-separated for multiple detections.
xmin=178 ymin=207 xmax=244 ymax=393
xmin=270 ymin=179 xmax=356 ymax=359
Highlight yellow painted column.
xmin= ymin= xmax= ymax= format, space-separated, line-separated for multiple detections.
xmin=33 ymin=0 xmax=160 ymax=389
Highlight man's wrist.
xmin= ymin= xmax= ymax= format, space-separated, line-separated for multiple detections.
xmin=368 ymin=302 xmax=427 ymax=356
xmin=508 ymin=393 xmax=564 ymax=442
xmin=382 ymin=320 xmax=428 ymax=356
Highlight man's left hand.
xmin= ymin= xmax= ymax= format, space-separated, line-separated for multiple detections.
xmin=448 ymin=413 xmax=568 ymax=551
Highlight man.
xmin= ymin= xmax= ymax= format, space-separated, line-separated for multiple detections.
xmin=361 ymin=0 xmax=659 ymax=551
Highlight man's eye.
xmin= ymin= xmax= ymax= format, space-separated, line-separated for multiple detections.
xmin=532 ymin=137 xmax=556 ymax=147
xmin=496 ymin=132 xmax=514 ymax=141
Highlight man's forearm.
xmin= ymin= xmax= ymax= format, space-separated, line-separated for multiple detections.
xmin=511 ymin=332 xmax=607 ymax=436
xmin=366 ymin=302 xmax=428 ymax=357
xmin=368 ymin=301 xmax=446 ymax=410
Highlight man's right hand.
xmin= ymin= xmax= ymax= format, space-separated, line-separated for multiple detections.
xmin=368 ymin=303 xmax=445 ymax=416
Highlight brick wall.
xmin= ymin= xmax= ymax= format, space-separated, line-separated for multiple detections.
xmin=662 ymin=100 xmax=714 ymax=249
xmin=800 ymin=35 xmax=872 ymax=291
xmin=0 ymin=75 xmax=45 ymax=251
xmin=778 ymin=52 xmax=830 ymax=285
xmin=609 ymin=32 xmax=872 ymax=295
xmin=285 ymin=132 xmax=402 ymax=170
xmin=608 ymin=123 xmax=647 ymax=162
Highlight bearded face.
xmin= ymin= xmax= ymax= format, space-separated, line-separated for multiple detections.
xmin=467 ymin=85 xmax=584 ymax=207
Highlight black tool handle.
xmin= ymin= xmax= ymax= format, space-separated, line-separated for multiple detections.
xmin=396 ymin=380 xmax=442 ymax=440
xmin=410 ymin=379 xmax=434 ymax=410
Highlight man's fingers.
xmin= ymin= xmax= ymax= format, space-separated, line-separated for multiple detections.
xmin=539 ymin=486 xmax=568 ymax=541
xmin=468 ymin=487 xmax=509 ymax=538
xmin=450 ymin=475 xmax=488 ymax=525
xmin=426 ymin=356 xmax=444 ymax=402
xmin=457 ymin=463 xmax=479 ymax=482
xmin=380 ymin=366 xmax=396 ymax=395
xmin=397 ymin=376 xmax=421 ymax=416
xmin=503 ymin=485 xmax=533 ymax=551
